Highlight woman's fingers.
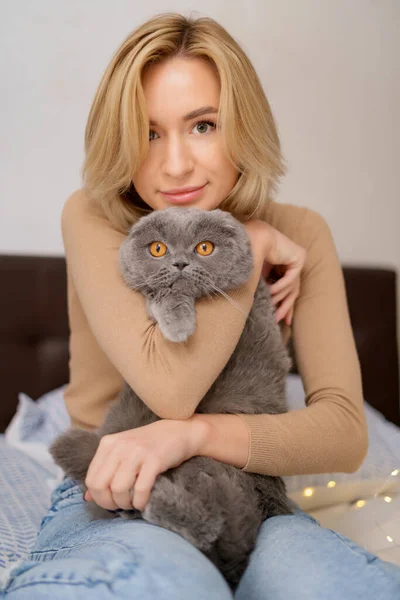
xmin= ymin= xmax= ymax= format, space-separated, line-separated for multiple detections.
xmin=89 ymin=481 xmax=120 ymax=510
xmin=131 ymin=460 xmax=160 ymax=511
xmin=275 ymin=291 xmax=298 ymax=323
xmin=285 ymin=306 xmax=294 ymax=326
xmin=268 ymin=268 xmax=299 ymax=294
xmin=282 ymin=306 xmax=294 ymax=327
xmin=271 ymin=285 xmax=291 ymax=306
xmin=110 ymin=463 xmax=139 ymax=510
xmin=85 ymin=437 xmax=120 ymax=509
xmin=271 ymin=281 xmax=300 ymax=306
xmin=81 ymin=420 xmax=201 ymax=513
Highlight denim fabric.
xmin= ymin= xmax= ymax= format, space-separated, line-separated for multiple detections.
xmin=1 ymin=476 xmax=400 ymax=599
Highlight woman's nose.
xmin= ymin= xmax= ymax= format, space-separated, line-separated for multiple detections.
xmin=162 ymin=136 xmax=194 ymax=178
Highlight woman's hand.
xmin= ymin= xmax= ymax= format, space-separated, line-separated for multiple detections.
xmin=244 ymin=219 xmax=307 ymax=327
xmin=83 ymin=418 xmax=208 ymax=511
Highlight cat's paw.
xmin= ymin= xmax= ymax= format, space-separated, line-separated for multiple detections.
xmin=158 ymin=316 xmax=196 ymax=343
xmin=148 ymin=296 xmax=196 ymax=342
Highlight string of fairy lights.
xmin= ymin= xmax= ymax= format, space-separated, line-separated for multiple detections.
xmin=301 ymin=468 xmax=400 ymax=549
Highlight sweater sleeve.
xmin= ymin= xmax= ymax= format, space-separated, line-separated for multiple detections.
xmin=61 ymin=189 xmax=260 ymax=421
xmin=235 ymin=208 xmax=369 ymax=476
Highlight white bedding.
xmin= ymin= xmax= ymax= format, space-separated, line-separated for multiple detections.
xmin=1 ymin=374 xmax=400 ymax=571
xmin=309 ymin=493 xmax=400 ymax=566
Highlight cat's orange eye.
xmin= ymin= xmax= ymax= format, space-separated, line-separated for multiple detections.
xmin=195 ymin=241 xmax=214 ymax=256
xmin=149 ymin=241 xmax=167 ymax=257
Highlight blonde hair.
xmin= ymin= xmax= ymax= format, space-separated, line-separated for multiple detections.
xmin=82 ymin=12 xmax=287 ymax=234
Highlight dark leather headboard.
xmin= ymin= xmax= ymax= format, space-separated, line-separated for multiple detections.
xmin=0 ymin=255 xmax=399 ymax=432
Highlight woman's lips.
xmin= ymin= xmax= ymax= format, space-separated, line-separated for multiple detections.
xmin=160 ymin=183 xmax=208 ymax=204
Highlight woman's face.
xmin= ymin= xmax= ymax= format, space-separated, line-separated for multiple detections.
xmin=132 ymin=56 xmax=239 ymax=211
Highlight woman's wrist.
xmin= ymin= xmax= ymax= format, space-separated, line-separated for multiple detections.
xmin=185 ymin=413 xmax=211 ymax=458
xmin=189 ymin=413 xmax=249 ymax=469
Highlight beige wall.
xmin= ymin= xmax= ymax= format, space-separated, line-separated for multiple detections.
xmin=1 ymin=0 xmax=399 ymax=356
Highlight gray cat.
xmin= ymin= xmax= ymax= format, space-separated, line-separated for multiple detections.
xmin=50 ymin=206 xmax=295 ymax=590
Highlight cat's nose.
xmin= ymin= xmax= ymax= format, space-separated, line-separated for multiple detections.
xmin=173 ymin=261 xmax=189 ymax=271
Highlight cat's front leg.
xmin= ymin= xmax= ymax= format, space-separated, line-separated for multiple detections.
xmin=147 ymin=293 xmax=196 ymax=343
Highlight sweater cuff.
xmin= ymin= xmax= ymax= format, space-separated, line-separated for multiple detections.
xmin=233 ymin=413 xmax=280 ymax=474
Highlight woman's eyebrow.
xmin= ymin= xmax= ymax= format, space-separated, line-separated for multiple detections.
xmin=149 ymin=106 xmax=218 ymax=127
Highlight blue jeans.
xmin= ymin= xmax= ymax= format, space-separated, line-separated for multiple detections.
xmin=1 ymin=476 xmax=400 ymax=599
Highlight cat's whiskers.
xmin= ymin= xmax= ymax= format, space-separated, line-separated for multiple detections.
xmin=195 ymin=271 xmax=253 ymax=321
xmin=130 ymin=282 xmax=150 ymax=291
xmin=210 ymin=284 xmax=257 ymax=326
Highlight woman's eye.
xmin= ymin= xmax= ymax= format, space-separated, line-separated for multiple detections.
xmin=149 ymin=120 xmax=216 ymax=142
xmin=192 ymin=120 xmax=216 ymax=135
xmin=149 ymin=130 xmax=159 ymax=142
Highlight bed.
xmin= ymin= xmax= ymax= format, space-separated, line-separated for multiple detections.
xmin=1 ymin=254 xmax=400 ymax=571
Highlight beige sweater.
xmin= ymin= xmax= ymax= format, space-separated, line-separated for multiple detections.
xmin=62 ymin=189 xmax=368 ymax=477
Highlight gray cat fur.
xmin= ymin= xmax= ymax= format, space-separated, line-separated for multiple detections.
xmin=50 ymin=206 xmax=294 ymax=590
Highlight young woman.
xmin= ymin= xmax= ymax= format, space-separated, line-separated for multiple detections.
xmin=2 ymin=12 xmax=400 ymax=600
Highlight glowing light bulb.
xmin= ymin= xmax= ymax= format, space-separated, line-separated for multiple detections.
xmin=384 ymin=496 xmax=393 ymax=503
xmin=356 ymin=500 xmax=366 ymax=508
xmin=327 ymin=481 xmax=336 ymax=488
xmin=303 ymin=487 xmax=315 ymax=497
xmin=387 ymin=536 xmax=394 ymax=543
xmin=390 ymin=470 xmax=399 ymax=476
